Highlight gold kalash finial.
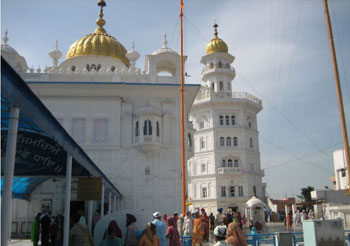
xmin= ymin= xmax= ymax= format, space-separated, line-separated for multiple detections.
xmin=95 ymin=0 xmax=107 ymax=34
xmin=213 ymin=22 xmax=219 ymax=38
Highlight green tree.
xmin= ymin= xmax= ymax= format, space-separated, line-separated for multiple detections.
xmin=297 ymin=186 xmax=315 ymax=202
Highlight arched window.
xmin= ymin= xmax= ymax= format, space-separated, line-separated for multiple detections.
xmin=218 ymin=61 xmax=222 ymax=68
xmin=156 ymin=121 xmax=160 ymax=137
xmin=219 ymin=81 xmax=224 ymax=91
xmin=222 ymin=160 xmax=226 ymax=167
xmin=226 ymin=137 xmax=232 ymax=146
xmin=200 ymin=138 xmax=205 ymax=149
xmin=219 ymin=115 xmax=224 ymax=125
xmin=111 ymin=66 xmax=116 ymax=72
xmin=220 ymin=137 xmax=225 ymax=146
xmin=71 ymin=65 xmax=76 ymax=72
xmin=143 ymin=120 xmax=152 ymax=135
xmin=227 ymin=82 xmax=231 ymax=91
xmin=211 ymin=82 xmax=215 ymax=90
xmin=91 ymin=64 xmax=97 ymax=70
xmin=86 ymin=64 xmax=91 ymax=71
xmin=250 ymin=137 xmax=253 ymax=148
xmin=210 ymin=63 xmax=214 ymax=69
xmin=225 ymin=115 xmax=230 ymax=125
xmin=248 ymin=121 xmax=252 ymax=128
xmin=233 ymin=137 xmax=238 ymax=146
xmin=188 ymin=133 xmax=192 ymax=146
xmin=228 ymin=159 xmax=233 ymax=167
xmin=135 ymin=121 xmax=139 ymax=137
xmin=97 ymin=64 xmax=101 ymax=71
xmin=234 ymin=159 xmax=239 ymax=167
xmin=231 ymin=115 xmax=235 ymax=125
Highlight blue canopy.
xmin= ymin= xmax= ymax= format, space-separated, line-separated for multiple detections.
xmin=1 ymin=57 xmax=122 ymax=200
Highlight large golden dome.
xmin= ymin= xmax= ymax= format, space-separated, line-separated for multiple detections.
xmin=206 ymin=23 xmax=228 ymax=55
xmin=66 ymin=0 xmax=129 ymax=66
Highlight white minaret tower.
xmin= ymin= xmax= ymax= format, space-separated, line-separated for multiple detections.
xmin=187 ymin=24 xmax=266 ymax=214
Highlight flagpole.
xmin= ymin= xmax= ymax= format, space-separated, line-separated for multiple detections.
xmin=323 ymin=0 xmax=350 ymax=190
xmin=180 ymin=0 xmax=186 ymax=215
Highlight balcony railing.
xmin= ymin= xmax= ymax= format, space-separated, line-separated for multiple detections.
xmin=218 ymin=167 xmax=242 ymax=174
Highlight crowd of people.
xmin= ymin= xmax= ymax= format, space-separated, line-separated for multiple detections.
xmin=31 ymin=208 xmax=250 ymax=246
xmin=286 ymin=209 xmax=314 ymax=229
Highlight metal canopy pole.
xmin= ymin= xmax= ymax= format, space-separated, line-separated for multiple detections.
xmin=1 ymin=107 xmax=20 ymax=246
xmin=63 ymin=154 xmax=72 ymax=246
xmin=108 ymin=192 xmax=112 ymax=214
xmin=100 ymin=184 xmax=105 ymax=216
xmin=88 ymin=200 xmax=93 ymax=231
xmin=113 ymin=195 xmax=117 ymax=212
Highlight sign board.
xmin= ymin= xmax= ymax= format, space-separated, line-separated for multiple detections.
xmin=345 ymin=188 xmax=350 ymax=196
xmin=77 ymin=177 xmax=102 ymax=201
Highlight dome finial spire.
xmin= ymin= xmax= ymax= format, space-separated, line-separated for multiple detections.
xmin=3 ymin=29 xmax=9 ymax=45
xmin=95 ymin=0 xmax=107 ymax=34
xmin=213 ymin=21 xmax=218 ymax=38
xmin=162 ymin=34 xmax=168 ymax=48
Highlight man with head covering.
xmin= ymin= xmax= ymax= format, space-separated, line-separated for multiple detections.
xmin=152 ymin=212 xmax=167 ymax=246
xmin=124 ymin=214 xmax=137 ymax=246
xmin=226 ymin=222 xmax=247 ymax=246
xmin=213 ymin=226 xmax=229 ymax=246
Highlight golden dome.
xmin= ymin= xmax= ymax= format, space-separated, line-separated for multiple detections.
xmin=206 ymin=23 xmax=228 ymax=55
xmin=66 ymin=0 xmax=129 ymax=66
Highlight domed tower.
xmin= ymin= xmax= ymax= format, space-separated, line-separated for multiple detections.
xmin=187 ymin=24 xmax=265 ymax=214
xmin=200 ymin=23 xmax=235 ymax=93
xmin=1 ymin=29 xmax=28 ymax=74
xmin=59 ymin=0 xmax=129 ymax=73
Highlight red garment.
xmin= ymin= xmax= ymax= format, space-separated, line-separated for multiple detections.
xmin=287 ymin=214 xmax=293 ymax=226
xmin=201 ymin=213 xmax=209 ymax=241
xmin=166 ymin=217 xmax=181 ymax=246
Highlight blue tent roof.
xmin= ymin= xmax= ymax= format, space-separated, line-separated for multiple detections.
xmin=1 ymin=57 xmax=122 ymax=200
xmin=1 ymin=177 xmax=47 ymax=200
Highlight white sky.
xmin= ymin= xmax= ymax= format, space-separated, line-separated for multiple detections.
xmin=2 ymin=0 xmax=350 ymax=199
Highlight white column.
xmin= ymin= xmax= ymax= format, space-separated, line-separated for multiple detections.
xmin=25 ymin=200 xmax=29 ymax=237
xmin=108 ymin=192 xmax=112 ymax=214
xmin=63 ymin=154 xmax=72 ymax=246
xmin=101 ymin=184 xmax=105 ymax=216
xmin=1 ymin=107 xmax=19 ymax=246
xmin=88 ymin=200 xmax=93 ymax=231
xmin=113 ymin=195 xmax=117 ymax=212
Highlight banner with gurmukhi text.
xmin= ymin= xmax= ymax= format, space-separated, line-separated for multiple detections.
xmin=1 ymin=131 xmax=89 ymax=177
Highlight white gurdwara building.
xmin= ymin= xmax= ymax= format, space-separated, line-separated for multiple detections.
xmin=187 ymin=25 xmax=266 ymax=214
xmin=2 ymin=1 xmax=266 ymax=224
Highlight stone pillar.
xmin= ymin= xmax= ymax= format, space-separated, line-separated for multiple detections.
xmin=63 ymin=154 xmax=72 ymax=246
xmin=1 ymin=107 xmax=19 ymax=246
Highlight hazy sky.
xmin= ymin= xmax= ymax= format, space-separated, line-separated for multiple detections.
xmin=2 ymin=0 xmax=350 ymax=199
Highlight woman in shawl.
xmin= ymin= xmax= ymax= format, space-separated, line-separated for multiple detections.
xmin=200 ymin=209 xmax=209 ymax=241
xmin=103 ymin=220 xmax=122 ymax=240
xmin=226 ymin=222 xmax=247 ymax=246
xmin=31 ymin=213 xmax=41 ymax=246
xmin=139 ymin=222 xmax=160 ymax=246
xmin=166 ymin=217 xmax=181 ymax=246
xmin=100 ymin=227 xmax=122 ymax=246
xmin=192 ymin=212 xmax=204 ymax=246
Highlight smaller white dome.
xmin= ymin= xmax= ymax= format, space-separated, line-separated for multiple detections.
xmin=152 ymin=34 xmax=178 ymax=55
xmin=246 ymin=196 xmax=265 ymax=208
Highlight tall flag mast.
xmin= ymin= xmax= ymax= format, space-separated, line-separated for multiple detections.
xmin=323 ymin=0 xmax=350 ymax=193
xmin=180 ymin=0 xmax=186 ymax=214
